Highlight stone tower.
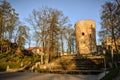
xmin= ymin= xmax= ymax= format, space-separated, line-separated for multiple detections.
xmin=75 ymin=20 xmax=96 ymax=55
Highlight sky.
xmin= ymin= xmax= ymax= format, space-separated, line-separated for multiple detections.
xmin=6 ymin=0 xmax=111 ymax=46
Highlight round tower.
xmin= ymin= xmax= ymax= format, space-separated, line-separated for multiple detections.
xmin=75 ymin=20 xmax=96 ymax=55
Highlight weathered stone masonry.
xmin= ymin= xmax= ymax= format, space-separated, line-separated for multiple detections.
xmin=75 ymin=20 xmax=97 ymax=55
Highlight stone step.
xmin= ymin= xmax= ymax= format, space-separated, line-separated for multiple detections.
xmin=29 ymin=55 xmax=104 ymax=71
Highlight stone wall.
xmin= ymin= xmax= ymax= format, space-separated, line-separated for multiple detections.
xmin=75 ymin=20 xmax=96 ymax=55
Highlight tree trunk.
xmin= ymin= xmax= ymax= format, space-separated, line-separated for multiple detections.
xmin=60 ymin=33 xmax=64 ymax=53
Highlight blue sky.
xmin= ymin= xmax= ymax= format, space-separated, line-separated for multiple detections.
xmin=7 ymin=0 xmax=110 ymax=45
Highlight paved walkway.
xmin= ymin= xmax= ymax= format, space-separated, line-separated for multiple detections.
xmin=0 ymin=72 xmax=102 ymax=80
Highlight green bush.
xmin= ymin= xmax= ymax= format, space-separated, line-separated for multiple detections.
xmin=0 ymin=52 xmax=42 ymax=71
xmin=100 ymin=68 xmax=119 ymax=80
xmin=0 ymin=62 xmax=21 ymax=71
xmin=0 ymin=62 xmax=7 ymax=71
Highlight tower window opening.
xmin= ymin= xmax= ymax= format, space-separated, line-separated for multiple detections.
xmin=90 ymin=34 xmax=91 ymax=38
xmin=82 ymin=32 xmax=84 ymax=36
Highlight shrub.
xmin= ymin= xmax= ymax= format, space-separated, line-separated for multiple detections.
xmin=100 ymin=68 xmax=119 ymax=80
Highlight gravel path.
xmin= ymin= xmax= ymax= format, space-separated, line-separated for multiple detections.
xmin=0 ymin=72 xmax=100 ymax=80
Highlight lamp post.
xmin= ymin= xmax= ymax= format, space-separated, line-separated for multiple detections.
xmin=103 ymin=49 xmax=107 ymax=75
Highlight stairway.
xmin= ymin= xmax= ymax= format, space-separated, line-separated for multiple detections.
xmin=41 ymin=55 xmax=104 ymax=71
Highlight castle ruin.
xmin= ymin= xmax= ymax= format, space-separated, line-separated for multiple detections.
xmin=75 ymin=20 xmax=97 ymax=55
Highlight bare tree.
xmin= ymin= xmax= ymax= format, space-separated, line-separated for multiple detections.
xmin=27 ymin=7 xmax=70 ymax=62
xmin=26 ymin=7 xmax=50 ymax=53
xmin=64 ymin=25 xmax=76 ymax=54
xmin=15 ymin=25 xmax=29 ymax=54
xmin=100 ymin=0 xmax=120 ymax=53
xmin=99 ymin=0 xmax=120 ymax=67
xmin=59 ymin=27 xmax=66 ymax=53
xmin=58 ymin=16 xmax=69 ymax=54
